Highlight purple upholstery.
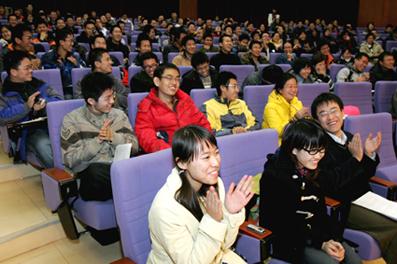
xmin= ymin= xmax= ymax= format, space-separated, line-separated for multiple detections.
xmin=344 ymin=229 xmax=381 ymax=260
xmin=386 ymin=40 xmax=397 ymax=52
xmin=219 ymin=65 xmax=255 ymax=87
xmin=205 ymin=52 xmax=218 ymax=59
xmin=38 ymin=42 xmax=50 ymax=52
xmin=329 ymin=64 xmax=345 ymax=82
xmin=190 ymin=88 xmax=217 ymax=108
xmin=269 ymin=53 xmax=282 ymax=64
xmin=257 ymin=63 xmax=291 ymax=72
xmin=344 ymin=113 xmax=397 ymax=181
xmin=127 ymin=92 xmax=148 ymax=127
xmin=111 ymin=149 xmax=174 ymax=263
xmin=334 ymin=82 xmax=373 ymax=114
xmin=109 ymin=51 xmax=124 ymax=65
xmin=32 ymin=69 xmax=64 ymax=97
xmin=243 ymin=85 xmax=274 ymax=125
xmin=298 ymin=83 xmax=329 ymax=107
xmin=167 ymin=52 xmax=179 ymax=63
xmin=78 ymin=42 xmax=90 ymax=52
xmin=152 ymin=43 xmax=160 ymax=51
xmin=128 ymin=52 xmax=163 ymax=65
xmin=42 ymin=99 xmax=117 ymax=230
xmin=218 ymin=129 xmax=278 ymax=263
xmin=374 ymin=81 xmax=397 ymax=113
xmin=128 ymin=65 xmax=142 ymax=88
xmin=1 ymin=71 xmax=7 ymax=83
xmin=300 ymin=53 xmax=313 ymax=60
xmin=177 ymin=66 xmax=193 ymax=76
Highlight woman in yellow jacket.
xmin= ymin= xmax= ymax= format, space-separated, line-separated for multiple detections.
xmin=262 ymin=73 xmax=310 ymax=144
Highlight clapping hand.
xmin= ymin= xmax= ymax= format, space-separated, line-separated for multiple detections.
xmin=322 ymin=240 xmax=345 ymax=262
xmin=225 ymin=175 xmax=254 ymax=214
xmin=205 ymin=186 xmax=223 ymax=222
xmin=348 ymin=133 xmax=363 ymax=162
xmin=364 ymin=132 xmax=382 ymax=157
xmin=98 ymin=119 xmax=113 ymax=142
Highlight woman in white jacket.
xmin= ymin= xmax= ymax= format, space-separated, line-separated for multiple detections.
xmin=147 ymin=125 xmax=254 ymax=264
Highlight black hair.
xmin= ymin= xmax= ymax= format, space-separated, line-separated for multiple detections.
xmin=365 ymin=32 xmax=375 ymax=40
xmin=238 ymin=33 xmax=250 ymax=42
xmin=81 ymin=72 xmax=114 ymax=103
xmin=172 ymin=125 xmax=218 ymax=221
xmin=88 ymin=48 xmax=108 ymax=70
xmin=83 ymin=20 xmax=95 ymax=28
xmin=311 ymin=92 xmax=344 ymax=120
xmin=191 ymin=52 xmax=209 ymax=69
xmin=219 ymin=33 xmax=232 ymax=43
xmin=249 ymin=40 xmax=262 ymax=50
xmin=110 ymin=25 xmax=122 ymax=34
xmin=153 ymin=63 xmax=180 ymax=78
xmin=3 ymin=50 xmax=30 ymax=75
xmin=261 ymin=64 xmax=283 ymax=85
xmin=354 ymin=52 xmax=369 ymax=61
xmin=280 ymin=118 xmax=327 ymax=180
xmin=11 ymin=23 xmax=31 ymax=45
xmin=216 ymin=71 xmax=237 ymax=96
xmin=274 ymin=72 xmax=297 ymax=94
xmin=292 ymin=57 xmax=311 ymax=75
xmin=202 ymin=32 xmax=213 ymax=40
xmin=378 ymin=51 xmax=394 ymax=63
xmin=139 ymin=51 xmax=159 ymax=66
xmin=90 ymin=34 xmax=106 ymax=48
xmin=136 ymin=33 xmax=152 ymax=49
xmin=55 ymin=28 xmax=73 ymax=47
xmin=311 ymin=52 xmax=326 ymax=66
xmin=181 ymin=34 xmax=196 ymax=47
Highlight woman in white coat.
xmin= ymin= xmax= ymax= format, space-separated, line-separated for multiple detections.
xmin=147 ymin=125 xmax=254 ymax=264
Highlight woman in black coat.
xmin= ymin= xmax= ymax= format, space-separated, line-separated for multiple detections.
xmin=259 ymin=119 xmax=361 ymax=264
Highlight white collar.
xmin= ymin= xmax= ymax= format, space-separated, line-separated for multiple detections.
xmin=327 ymin=131 xmax=347 ymax=145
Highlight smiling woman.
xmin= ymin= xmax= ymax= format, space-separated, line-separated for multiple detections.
xmin=147 ymin=125 xmax=253 ymax=264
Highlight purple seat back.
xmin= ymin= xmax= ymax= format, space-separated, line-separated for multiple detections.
xmin=127 ymin=92 xmax=148 ymax=127
xmin=300 ymin=53 xmax=313 ymax=60
xmin=386 ymin=40 xmax=397 ymax=52
xmin=298 ymin=83 xmax=329 ymax=107
xmin=46 ymin=99 xmax=85 ymax=168
xmin=32 ymin=69 xmax=64 ymax=97
xmin=168 ymin=52 xmax=179 ymax=63
xmin=334 ymin=82 xmax=373 ymax=114
xmin=78 ymin=42 xmax=90 ymax=52
xmin=206 ymin=52 xmax=218 ymax=59
xmin=71 ymin=68 xmax=91 ymax=96
xmin=219 ymin=65 xmax=255 ymax=87
xmin=1 ymin=71 xmax=7 ymax=83
xmin=257 ymin=63 xmax=291 ymax=72
xmin=152 ymin=43 xmax=160 ymax=51
xmin=177 ymin=66 xmax=193 ymax=76
xmin=243 ymin=85 xmax=274 ymax=125
xmin=38 ymin=42 xmax=50 ymax=52
xmin=111 ymin=149 xmax=174 ymax=263
xmin=269 ymin=53 xmax=282 ymax=64
xmin=128 ymin=65 xmax=142 ymax=89
xmin=374 ymin=81 xmax=397 ymax=113
xmin=109 ymin=51 xmax=124 ymax=65
xmin=190 ymin=88 xmax=217 ymax=108
xmin=329 ymin=64 xmax=345 ymax=82
xmin=218 ymin=129 xmax=279 ymax=190
xmin=345 ymin=113 xmax=396 ymax=169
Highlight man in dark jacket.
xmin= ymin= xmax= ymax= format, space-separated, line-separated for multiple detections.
xmin=369 ymin=51 xmax=397 ymax=86
xmin=1 ymin=51 xmax=62 ymax=167
xmin=180 ymin=52 xmax=218 ymax=95
xmin=209 ymin=34 xmax=241 ymax=72
xmin=311 ymin=93 xmax=397 ymax=264
xmin=130 ymin=52 xmax=158 ymax=93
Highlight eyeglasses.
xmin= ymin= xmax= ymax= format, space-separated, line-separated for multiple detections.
xmin=161 ymin=75 xmax=181 ymax=83
xmin=227 ymin=84 xmax=240 ymax=89
xmin=318 ymin=108 xmax=340 ymax=118
xmin=303 ymin=148 xmax=325 ymax=155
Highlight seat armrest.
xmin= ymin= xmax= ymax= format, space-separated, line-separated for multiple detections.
xmin=325 ymin=197 xmax=341 ymax=208
xmin=42 ymin=168 xmax=74 ymax=183
xmin=110 ymin=257 xmax=136 ymax=264
xmin=239 ymin=220 xmax=272 ymax=240
xmin=370 ymin=176 xmax=397 ymax=200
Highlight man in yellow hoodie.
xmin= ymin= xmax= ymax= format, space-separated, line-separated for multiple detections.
xmin=201 ymin=71 xmax=259 ymax=136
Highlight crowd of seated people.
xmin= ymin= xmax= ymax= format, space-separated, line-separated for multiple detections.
xmin=1 ymin=5 xmax=397 ymax=263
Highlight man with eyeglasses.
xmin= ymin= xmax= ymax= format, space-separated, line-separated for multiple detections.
xmin=130 ymin=52 xmax=158 ymax=93
xmin=61 ymin=72 xmax=139 ymax=201
xmin=1 ymin=50 xmax=62 ymax=168
xmin=312 ymin=93 xmax=397 ymax=264
xmin=180 ymin=52 xmax=219 ymax=95
xmin=201 ymin=71 xmax=259 ymax=136
xmin=135 ymin=63 xmax=211 ymax=153
xmin=74 ymin=48 xmax=129 ymax=112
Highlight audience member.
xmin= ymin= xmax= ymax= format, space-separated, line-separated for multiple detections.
xmin=210 ymin=34 xmax=241 ymax=71
xmin=275 ymin=41 xmax=296 ymax=65
xmin=359 ymin=33 xmax=384 ymax=65
xmin=336 ymin=52 xmax=370 ymax=82
xmin=135 ymin=63 xmax=211 ymax=153
xmin=262 ymin=73 xmax=310 ymax=144
xmin=180 ymin=52 xmax=218 ymax=94
xmin=259 ymin=118 xmax=362 ymax=264
xmin=147 ymin=125 xmax=252 ymax=263
xmin=172 ymin=35 xmax=196 ymax=66
xmin=369 ymin=51 xmax=397 ymax=85
xmin=239 ymin=40 xmax=268 ymax=71
xmin=242 ymin=64 xmax=283 ymax=88
xmin=291 ymin=57 xmax=315 ymax=83
xmin=130 ymin=52 xmax=158 ymax=93
xmin=1 ymin=51 xmax=62 ymax=167
xmin=61 ymin=72 xmax=139 ymax=201
xmin=201 ymin=71 xmax=259 ymax=136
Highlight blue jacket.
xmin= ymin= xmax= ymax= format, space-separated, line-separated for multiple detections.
xmin=0 ymin=77 xmax=62 ymax=161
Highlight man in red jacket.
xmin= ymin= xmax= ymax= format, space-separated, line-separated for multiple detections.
xmin=135 ymin=63 xmax=211 ymax=153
